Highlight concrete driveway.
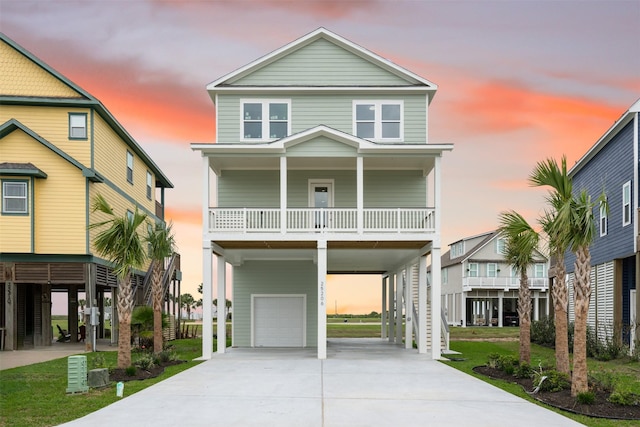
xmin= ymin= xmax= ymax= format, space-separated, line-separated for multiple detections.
xmin=61 ymin=339 xmax=583 ymax=427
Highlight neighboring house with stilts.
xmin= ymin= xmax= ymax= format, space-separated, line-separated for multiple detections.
xmin=0 ymin=33 xmax=180 ymax=350
xmin=565 ymin=99 xmax=640 ymax=352
xmin=192 ymin=28 xmax=453 ymax=360
xmin=440 ymin=230 xmax=550 ymax=327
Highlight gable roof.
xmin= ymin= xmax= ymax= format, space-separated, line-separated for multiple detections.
xmin=0 ymin=162 xmax=48 ymax=179
xmin=442 ymin=231 xmax=497 ymax=268
xmin=0 ymin=33 xmax=173 ymax=189
xmin=207 ymin=28 xmax=437 ymax=99
xmin=569 ymin=98 xmax=640 ymax=177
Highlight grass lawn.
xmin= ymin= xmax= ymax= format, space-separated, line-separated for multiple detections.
xmin=449 ymin=326 xmax=520 ymax=340
xmin=444 ymin=340 xmax=640 ymax=427
xmin=0 ymin=339 xmax=209 ymax=427
xmin=327 ymin=323 xmax=381 ymax=338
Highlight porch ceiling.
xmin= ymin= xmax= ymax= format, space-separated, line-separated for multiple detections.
xmin=213 ymin=240 xmax=427 ymax=273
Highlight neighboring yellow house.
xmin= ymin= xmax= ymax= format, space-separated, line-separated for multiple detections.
xmin=0 ymin=33 xmax=176 ymax=350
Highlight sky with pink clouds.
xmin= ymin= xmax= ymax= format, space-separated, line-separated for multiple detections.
xmin=2 ymin=0 xmax=639 ymax=314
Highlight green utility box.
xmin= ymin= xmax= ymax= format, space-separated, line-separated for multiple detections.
xmin=66 ymin=355 xmax=89 ymax=394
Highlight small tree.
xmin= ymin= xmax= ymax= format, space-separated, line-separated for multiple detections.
xmin=181 ymin=293 xmax=197 ymax=320
xmin=90 ymin=194 xmax=147 ymax=369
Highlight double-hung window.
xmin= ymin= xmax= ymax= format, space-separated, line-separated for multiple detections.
xmin=600 ymin=199 xmax=608 ymax=236
xmin=468 ymin=263 xmax=479 ymax=277
xmin=353 ymin=101 xmax=403 ymax=141
xmin=622 ymin=181 xmax=631 ymax=226
xmin=126 ymin=151 xmax=134 ymax=184
xmin=69 ymin=113 xmax=87 ymax=139
xmin=146 ymin=171 xmax=153 ymax=200
xmin=534 ymin=263 xmax=545 ymax=278
xmin=487 ymin=263 xmax=498 ymax=278
xmin=2 ymin=181 xmax=28 ymax=214
xmin=496 ymin=237 xmax=506 ymax=255
xmin=242 ymin=99 xmax=290 ymax=141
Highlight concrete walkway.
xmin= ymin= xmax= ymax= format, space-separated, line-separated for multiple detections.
xmin=59 ymin=339 xmax=583 ymax=427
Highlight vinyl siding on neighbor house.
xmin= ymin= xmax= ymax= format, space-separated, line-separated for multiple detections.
xmin=217 ymin=169 xmax=426 ymax=208
xmin=227 ymin=38 xmax=413 ymax=87
xmin=216 ymin=93 xmax=427 ymax=144
xmin=232 ymin=260 xmax=318 ymax=347
xmin=566 ymin=121 xmax=635 ymax=272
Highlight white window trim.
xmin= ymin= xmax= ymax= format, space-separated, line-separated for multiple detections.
xmin=69 ymin=113 xmax=87 ymax=140
xmin=496 ymin=237 xmax=506 ymax=255
xmin=534 ymin=263 xmax=545 ymax=278
xmin=146 ymin=171 xmax=153 ymax=200
xmin=2 ymin=180 xmax=28 ymax=214
xmin=487 ymin=263 xmax=498 ymax=278
xmin=240 ymin=99 xmax=291 ymax=142
xmin=353 ymin=100 xmax=404 ymax=142
xmin=126 ymin=151 xmax=134 ymax=184
xmin=600 ymin=199 xmax=608 ymax=236
xmin=623 ymin=180 xmax=631 ymax=226
xmin=468 ymin=262 xmax=479 ymax=278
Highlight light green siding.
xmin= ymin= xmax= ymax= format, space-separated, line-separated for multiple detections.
xmin=287 ymin=136 xmax=357 ymax=157
xmin=229 ymin=39 xmax=412 ymax=86
xmin=218 ymin=170 xmax=280 ymax=207
xmin=287 ymin=170 xmax=356 ymax=207
xmin=233 ymin=260 xmax=318 ymax=347
xmin=364 ymin=170 xmax=426 ymax=207
xmin=217 ymin=94 xmax=427 ymax=144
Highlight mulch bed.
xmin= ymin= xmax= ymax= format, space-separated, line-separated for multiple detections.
xmin=473 ymin=366 xmax=640 ymax=420
xmin=109 ymin=360 xmax=185 ymax=382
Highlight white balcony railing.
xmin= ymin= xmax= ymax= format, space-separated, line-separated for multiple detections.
xmin=462 ymin=277 xmax=548 ymax=291
xmin=209 ymin=207 xmax=435 ymax=234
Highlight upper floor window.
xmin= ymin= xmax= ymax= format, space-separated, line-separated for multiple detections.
xmin=468 ymin=262 xmax=479 ymax=277
xmin=622 ymin=181 xmax=631 ymax=226
xmin=242 ymin=99 xmax=290 ymax=140
xmin=2 ymin=181 xmax=28 ymax=214
xmin=534 ymin=263 xmax=545 ymax=278
xmin=487 ymin=263 xmax=498 ymax=277
xmin=126 ymin=210 xmax=134 ymax=223
xmin=353 ymin=101 xmax=403 ymax=141
xmin=126 ymin=151 xmax=134 ymax=184
xmin=600 ymin=199 xmax=608 ymax=236
xmin=442 ymin=268 xmax=448 ymax=284
xmin=496 ymin=237 xmax=506 ymax=255
xmin=69 ymin=113 xmax=87 ymax=140
xmin=146 ymin=171 xmax=153 ymax=200
xmin=450 ymin=241 xmax=464 ymax=258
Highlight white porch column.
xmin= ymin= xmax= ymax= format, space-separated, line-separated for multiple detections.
xmin=201 ymin=242 xmax=213 ymax=359
xmin=418 ymin=256 xmax=427 ymax=353
xmin=498 ymin=290 xmax=504 ymax=327
xmin=280 ymin=156 xmax=287 ymax=233
xmin=317 ymin=240 xmax=327 ymax=359
xmin=216 ymin=255 xmax=226 ymax=354
xmin=395 ymin=269 xmax=403 ymax=344
xmin=356 ymin=156 xmax=364 ymax=234
xmin=533 ymin=291 xmax=540 ymax=322
xmin=388 ymin=273 xmax=395 ymax=343
xmin=405 ymin=265 xmax=413 ymax=349
xmin=381 ymin=276 xmax=387 ymax=339
xmin=431 ymin=247 xmax=442 ymax=359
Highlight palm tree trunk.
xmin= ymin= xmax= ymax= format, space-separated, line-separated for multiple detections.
xmin=572 ymin=245 xmax=592 ymax=396
xmin=552 ymin=257 xmax=571 ymax=375
xmin=151 ymin=262 xmax=164 ymax=354
xmin=518 ymin=273 xmax=531 ymax=364
xmin=117 ymin=275 xmax=135 ymax=369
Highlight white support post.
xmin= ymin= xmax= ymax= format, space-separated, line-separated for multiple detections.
xmin=395 ymin=270 xmax=403 ymax=344
xmin=388 ymin=273 xmax=395 ymax=343
xmin=280 ymin=156 xmax=287 ymax=233
xmin=201 ymin=242 xmax=213 ymax=359
xmin=216 ymin=255 xmax=226 ymax=354
xmin=498 ymin=291 xmax=504 ymax=327
xmin=405 ymin=265 xmax=413 ymax=349
xmin=534 ymin=291 xmax=540 ymax=322
xmin=418 ymin=256 xmax=427 ymax=354
xmin=434 ymin=155 xmax=442 ymax=232
xmin=431 ymin=247 xmax=442 ymax=360
xmin=317 ymin=240 xmax=327 ymax=359
xmin=381 ymin=276 xmax=387 ymax=339
xmin=356 ymin=156 xmax=364 ymax=234
xmin=461 ymin=292 xmax=467 ymax=327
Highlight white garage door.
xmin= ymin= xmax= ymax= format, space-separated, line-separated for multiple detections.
xmin=252 ymin=295 xmax=306 ymax=347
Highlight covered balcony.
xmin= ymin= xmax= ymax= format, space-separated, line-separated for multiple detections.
xmin=462 ymin=276 xmax=548 ymax=292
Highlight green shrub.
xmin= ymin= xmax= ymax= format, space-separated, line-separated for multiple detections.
xmin=156 ymin=349 xmax=178 ymax=364
xmin=576 ymin=391 xmax=595 ymax=405
xmin=514 ymin=362 xmax=533 ymax=379
xmin=533 ymin=370 xmax=570 ymax=393
xmin=486 ymin=353 xmax=501 ymax=369
xmin=588 ymin=370 xmax=617 ymax=393
xmin=608 ymin=389 xmax=640 ymax=406
xmin=91 ymin=353 xmax=107 ymax=369
xmin=497 ymin=355 xmax=518 ymax=372
xmin=530 ymin=317 xmax=555 ymax=347
xmin=134 ymin=353 xmax=156 ymax=370
xmin=125 ymin=366 xmax=137 ymax=376
xmin=585 ymin=324 xmax=628 ymax=361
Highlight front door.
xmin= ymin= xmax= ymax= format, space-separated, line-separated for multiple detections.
xmin=309 ymin=181 xmax=333 ymax=228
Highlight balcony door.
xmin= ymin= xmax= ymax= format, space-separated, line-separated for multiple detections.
xmin=309 ymin=180 xmax=334 ymax=228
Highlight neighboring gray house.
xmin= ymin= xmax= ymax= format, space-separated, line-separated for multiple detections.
xmin=192 ymin=28 xmax=453 ymax=359
xmin=441 ymin=230 xmax=550 ymax=327
xmin=565 ymin=99 xmax=639 ymax=351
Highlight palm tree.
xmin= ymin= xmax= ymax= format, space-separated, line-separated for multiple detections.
xmin=569 ymin=190 xmax=602 ymax=396
xmin=145 ymin=222 xmax=176 ymax=353
xmin=90 ymin=194 xmax=147 ymax=369
xmin=181 ymin=293 xmax=197 ymax=320
xmin=498 ymin=210 xmax=539 ymax=364
xmin=529 ymin=156 xmax=572 ymax=375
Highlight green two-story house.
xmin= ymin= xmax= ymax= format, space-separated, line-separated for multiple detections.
xmin=192 ymin=28 xmax=453 ymax=359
